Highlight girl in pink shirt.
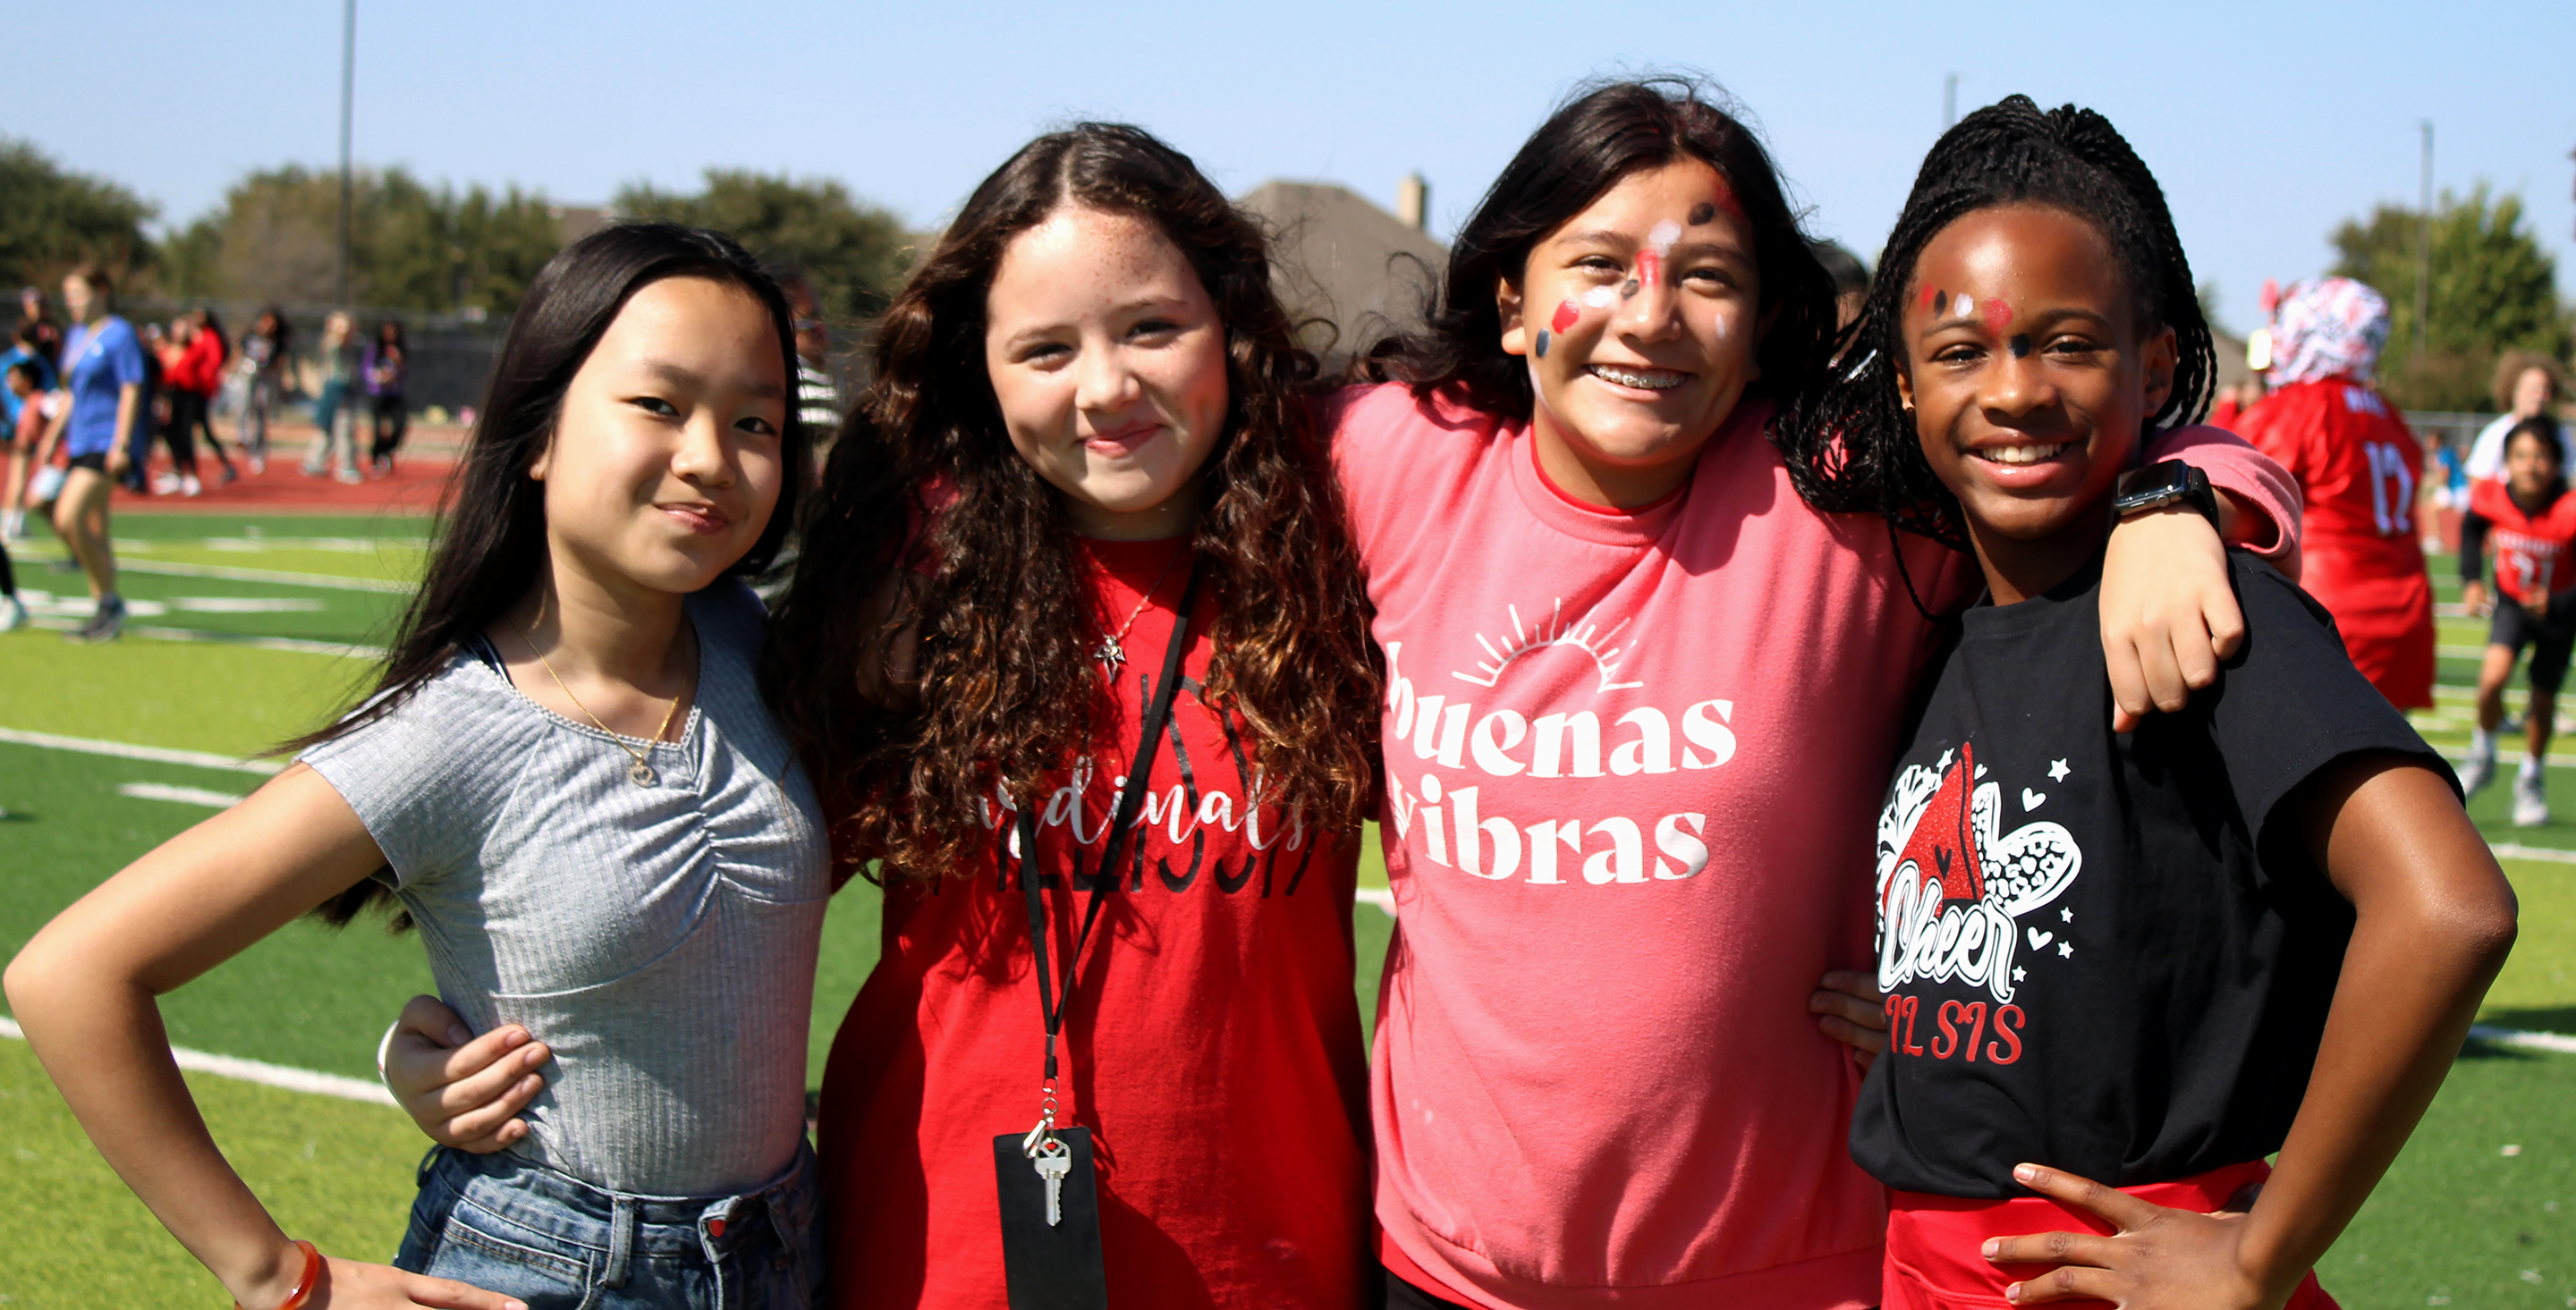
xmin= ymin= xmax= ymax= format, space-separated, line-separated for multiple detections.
xmin=1332 ymin=78 xmax=2300 ymax=1310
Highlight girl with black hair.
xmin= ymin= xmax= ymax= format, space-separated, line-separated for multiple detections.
xmin=239 ymin=306 xmax=292 ymax=472
xmin=5 ymin=223 xmax=829 ymax=1310
xmin=368 ymin=318 xmax=411 ymax=473
xmin=2457 ymin=415 xmax=2576 ymax=822
xmin=1338 ymin=78 xmax=2301 ymax=1310
xmin=1807 ymin=95 xmax=2510 ymax=1310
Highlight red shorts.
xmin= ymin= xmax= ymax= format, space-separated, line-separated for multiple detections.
xmin=1885 ymin=1160 xmax=2340 ymax=1310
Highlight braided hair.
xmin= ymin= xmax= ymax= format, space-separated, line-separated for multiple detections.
xmin=1779 ymin=95 xmax=2215 ymax=550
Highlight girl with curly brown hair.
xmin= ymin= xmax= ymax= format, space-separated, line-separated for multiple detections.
xmin=780 ymin=121 xmax=1381 ymax=1310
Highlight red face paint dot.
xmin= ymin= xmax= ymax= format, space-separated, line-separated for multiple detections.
xmin=1982 ymin=298 xmax=2013 ymax=334
xmin=1920 ymin=285 xmax=1939 ymax=313
xmin=1550 ymin=299 xmax=1580 ymax=334
xmin=1637 ymin=249 xmax=1664 ymax=289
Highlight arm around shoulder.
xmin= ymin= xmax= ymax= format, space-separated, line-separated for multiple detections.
xmin=2148 ymin=424 xmax=2304 ymax=567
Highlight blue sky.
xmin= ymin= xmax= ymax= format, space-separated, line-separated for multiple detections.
xmin=18 ymin=1 xmax=2571 ymax=336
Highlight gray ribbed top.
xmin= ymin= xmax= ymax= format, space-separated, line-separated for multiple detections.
xmin=302 ymin=581 xmax=829 ymax=1197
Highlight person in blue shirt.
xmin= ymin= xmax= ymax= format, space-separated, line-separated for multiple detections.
xmin=31 ymin=263 xmax=140 ymax=641
xmin=1 ymin=322 xmax=59 ymax=543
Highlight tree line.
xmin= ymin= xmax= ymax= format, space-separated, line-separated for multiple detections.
xmin=2 ymin=134 xmax=2566 ymax=410
xmin=0 ymin=137 xmax=916 ymax=331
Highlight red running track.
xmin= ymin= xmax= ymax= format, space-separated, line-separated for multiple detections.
xmin=105 ymin=424 xmax=461 ymax=518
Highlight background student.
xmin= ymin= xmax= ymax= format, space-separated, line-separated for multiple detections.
xmin=32 ymin=263 xmax=141 ymax=643
xmin=2457 ymin=415 xmax=2576 ymax=824
xmin=2230 ymin=278 xmax=2435 ymax=712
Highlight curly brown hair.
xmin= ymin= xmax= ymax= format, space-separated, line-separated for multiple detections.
xmin=765 ymin=123 xmax=1380 ymax=884
xmin=2492 ymin=349 xmax=2565 ymax=413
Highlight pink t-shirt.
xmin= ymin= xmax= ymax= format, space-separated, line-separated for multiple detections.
xmin=1326 ymin=382 xmax=2298 ymax=1310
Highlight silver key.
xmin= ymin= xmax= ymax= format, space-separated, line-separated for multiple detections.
xmin=1033 ymin=1145 xmax=1072 ymax=1226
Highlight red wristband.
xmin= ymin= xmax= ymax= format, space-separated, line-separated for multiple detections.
xmin=236 ymin=1239 xmax=321 ymax=1310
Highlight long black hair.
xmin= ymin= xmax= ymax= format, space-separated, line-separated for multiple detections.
xmin=1365 ymin=77 xmax=1840 ymax=494
xmin=303 ymin=222 xmax=807 ymax=926
xmin=1781 ymin=96 xmax=2216 ymax=549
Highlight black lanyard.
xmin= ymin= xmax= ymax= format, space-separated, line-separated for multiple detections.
xmin=1012 ymin=555 xmax=1205 ymax=1086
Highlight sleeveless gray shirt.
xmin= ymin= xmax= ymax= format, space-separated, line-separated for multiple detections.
xmin=302 ymin=581 xmax=830 ymax=1196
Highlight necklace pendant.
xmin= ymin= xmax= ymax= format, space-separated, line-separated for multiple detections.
xmin=628 ymin=760 xmax=657 ymax=788
xmin=1095 ymin=634 xmax=1126 ymax=673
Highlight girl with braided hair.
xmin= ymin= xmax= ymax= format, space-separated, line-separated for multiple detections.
xmin=1336 ymin=79 xmax=2299 ymax=1310
xmin=1801 ymin=95 xmax=2511 ymax=1310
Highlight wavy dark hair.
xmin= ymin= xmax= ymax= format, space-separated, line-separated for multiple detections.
xmin=766 ymin=123 xmax=1380 ymax=884
xmin=302 ymin=222 xmax=807 ymax=926
xmin=1363 ymin=77 xmax=1840 ymax=494
xmin=1780 ymin=96 xmax=2216 ymax=551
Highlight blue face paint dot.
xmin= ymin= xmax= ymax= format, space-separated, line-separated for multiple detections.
xmin=1688 ymin=202 xmax=1717 ymax=226
xmin=1535 ymin=330 xmax=1549 ymax=359
xmin=1622 ymin=278 xmax=1640 ymax=300
xmin=2007 ymin=334 xmax=2032 ymax=359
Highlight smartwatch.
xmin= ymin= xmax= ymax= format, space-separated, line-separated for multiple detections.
xmin=2113 ymin=460 xmax=2219 ymax=530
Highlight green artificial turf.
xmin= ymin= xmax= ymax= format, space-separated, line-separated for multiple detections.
xmin=2319 ymin=1044 xmax=2574 ymax=1308
xmin=0 ymin=632 xmax=366 ymax=759
xmin=2 ymin=527 xmax=2568 ymax=1306
xmin=0 ymin=1038 xmax=426 ymax=1309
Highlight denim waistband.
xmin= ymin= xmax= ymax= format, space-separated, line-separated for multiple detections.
xmin=416 ymin=1140 xmax=818 ymax=1287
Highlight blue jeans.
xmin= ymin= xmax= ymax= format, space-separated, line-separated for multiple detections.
xmin=394 ymin=1144 xmax=824 ymax=1309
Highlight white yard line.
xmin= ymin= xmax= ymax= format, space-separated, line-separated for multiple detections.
xmin=115 ymin=558 xmax=411 ymax=594
xmin=0 ymin=726 xmax=284 ymax=774
xmin=2487 ymin=842 xmax=2576 ymax=866
xmin=119 ymin=782 xmax=249 ymax=807
xmin=23 ymin=613 xmax=384 ymax=660
xmin=2469 ymin=1025 xmax=2576 ymax=1055
xmin=0 ymin=1016 xmax=395 ymax=1106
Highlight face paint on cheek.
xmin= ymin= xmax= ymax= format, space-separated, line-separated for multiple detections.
xmin=2007 ymin=334 xmax=2031 ymax=359
xmin=1581 ymin=285 xmax=1620 ymax=309
xmin=1982 ymin=298 xmax=2013 ymax=336
xmin=1551 ymin=299 xmax=1580 ymax=334
xmin=1535 ymin=330 xmax=1550 ymax=359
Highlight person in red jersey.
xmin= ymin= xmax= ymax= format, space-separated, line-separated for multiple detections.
xmin=2233 ymin=278 xmax=2433 ymax=709
xmin=2457 ymin=415 xmax=2576 ymax=824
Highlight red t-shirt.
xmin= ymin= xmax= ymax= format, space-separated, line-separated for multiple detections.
xmin=2234 ymin=378 xmax=2434 ymax=707
xmin=2469 ymin=478 xmax=2576 ymax=606
xmin=817 ymin=537 xmax=1370 ymax=1309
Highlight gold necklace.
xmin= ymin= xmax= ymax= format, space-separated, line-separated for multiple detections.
xmin=1080 ymin=539 xmax=1187 ymax=675
xmin=521 ymin=596 xmax=684 ymax=787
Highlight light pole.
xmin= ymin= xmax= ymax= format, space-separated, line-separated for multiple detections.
xmin=2411 ymin=119 xmax=2431 ymax=365
xmin=336 ymin=0 xmax=356 ymax=310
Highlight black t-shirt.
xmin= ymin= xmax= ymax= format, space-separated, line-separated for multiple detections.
xmin=1848 ymin=551 xmax=2454 ymax=1198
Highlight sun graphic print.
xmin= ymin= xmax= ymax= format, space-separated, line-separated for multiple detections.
xmin=1874 ymin=741 xmax=2083 ymax=1003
